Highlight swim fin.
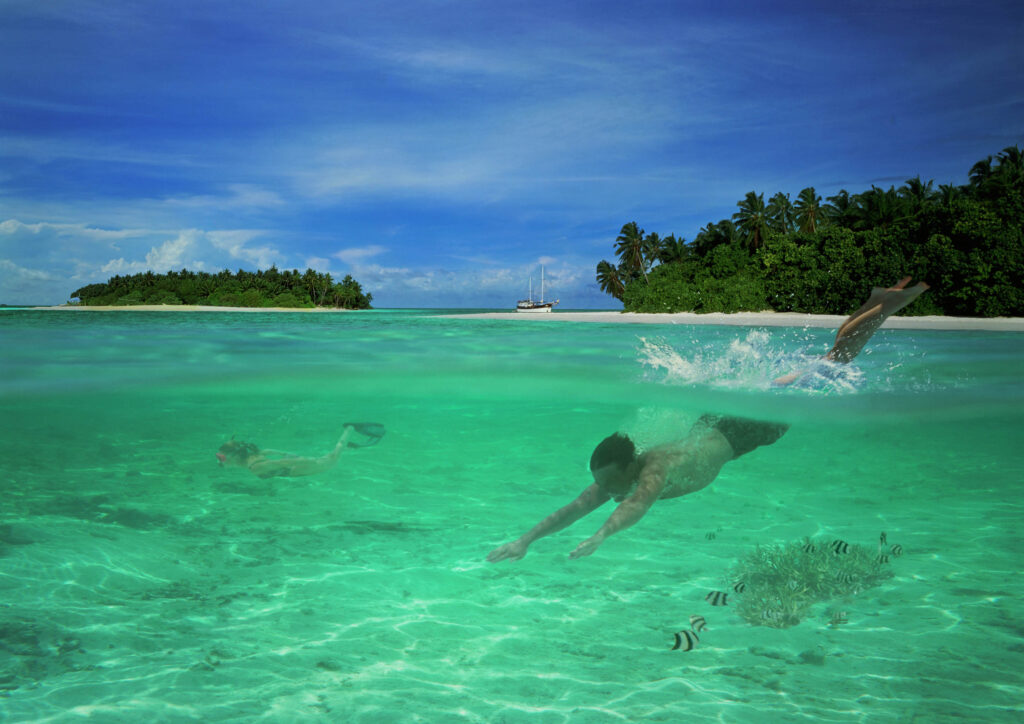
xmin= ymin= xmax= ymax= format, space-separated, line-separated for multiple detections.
xmin=344 ymin=422 xmax=386 ymax=447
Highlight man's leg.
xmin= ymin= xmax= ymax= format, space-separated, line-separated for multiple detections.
xmin=826 ymin=277 xmax=929 ymax=363
xmin=774 ymin=277 xmax=929 ymax=385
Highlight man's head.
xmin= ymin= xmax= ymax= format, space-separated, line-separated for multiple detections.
xmin=217 ymin=439 xmax=260 ymax=467
xmin=589 ymin=433 xmax=638 ymax=497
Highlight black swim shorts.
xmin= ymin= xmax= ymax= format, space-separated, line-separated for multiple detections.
xmin=698 ymin=414 xmax=790 ymax=459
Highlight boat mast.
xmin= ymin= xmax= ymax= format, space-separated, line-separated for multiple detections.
xmin=540 ymin=266 xmax=544 ymax=303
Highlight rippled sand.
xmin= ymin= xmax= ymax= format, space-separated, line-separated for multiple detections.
xmin=2 ymin=310 xmax=1022 ymax=722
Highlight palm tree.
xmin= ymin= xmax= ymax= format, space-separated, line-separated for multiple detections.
xmin=968 ymin=156 xmax=993 ymax=187
xmin=692 ymin=219 xmax=739 ymax=257
xmin=615 ymin=222 xmax=651 ymax=282
xmin=991 ymin=145 xmax=1024 ymax=193
xmin=898 ymin=176 xmax=936 ymax=217
xmin=732 ymin=191 xmax=769 ymax=252
xmin=793 ymin=187 xmax=824 ymax=233
xmin=969 ymin=146 xmax=1022 ymax=199
xmin=851 ymin=185 xmax=902 ymax=230
xmin=824 ymin=190 xmax=856 ymax=228
xmin=937 ymin=183 xmax=961 ymax=207
xmin=596 ymin=260 xmax=625 ymax=301
xmin=644 ymin=231 xmax=661 ymax=269
xmin=657 ymin=234 xmax=689 ymax=265
xmin=766 ymin=192 xmax=795 ymax=234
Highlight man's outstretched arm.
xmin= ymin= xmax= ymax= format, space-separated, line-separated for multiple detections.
xmin=487 ymin=484 xmax=610 ymax=562
xmin=568 ymin=464 xmax=668 ymax=559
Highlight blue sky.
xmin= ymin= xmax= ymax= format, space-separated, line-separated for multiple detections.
xmin=1 ymin=0 xmax=1021 ymax=307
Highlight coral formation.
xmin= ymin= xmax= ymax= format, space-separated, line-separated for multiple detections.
xmin=726 ymin=537 xmax=894 ymax=628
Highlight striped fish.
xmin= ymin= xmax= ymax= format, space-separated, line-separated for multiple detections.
xmin=829 ymin=610 xmax=849 ymax=626
xmin=830 ymin=539 xmax=850 ymax=555
xmin=671 ymin=629 xmax=699 ymax=651
xmin=836 ymin=571 xmax=856 ymax=585
xmin=890 ymin=544 xmax=903 ymax=557
xmin=801 ymin=541 xmax=816 ymax=553
xmin=689 ymin=614 xmax=708 ymax=632
xmin=705 ymin=531 xmax=716 ymax=540
xmin=705 ymin=590 xmax=729 ymax=606
xmin=879 ymin=531 xmax=887 ymax=546
xmin=732 ymin=581 xmax=746 ymax=594
xmin=876 ymin=553 xmax=890 ymax=564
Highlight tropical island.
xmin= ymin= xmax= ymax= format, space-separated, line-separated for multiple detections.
xmin=69 ymin=267 xmax=372 ymax=310
xmin=597 ymin=146 xmax=1023 ymax=317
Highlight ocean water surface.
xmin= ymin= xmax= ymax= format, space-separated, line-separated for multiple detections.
xmin=1 ymin=309 xmax=1022 ymax=723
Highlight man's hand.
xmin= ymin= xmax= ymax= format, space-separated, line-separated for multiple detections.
xmin=569 ymin=534 xmax=605 ymax=559
xmin=487 ymin=539 xmax=529 ymax=563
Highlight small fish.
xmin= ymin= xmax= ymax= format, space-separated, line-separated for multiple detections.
xmin=689 ymin=614 xmax=708 ymax=632
xmin=836 ymin=571 xmax=856 ymax=585
xmin=876 ymin=553 xmax=890 ymax=564
xmin=829 ymin=611 xmax=849 ymax=626
xmin=671 ymin=629 xmax=699 ymax=651
xmin=890 ymin=544 xmax=903 ymax=557
xmin=705 ymin=531 xmax=716 ymax=540
xmin=732 ymin=581 xmax=746 ymax=594
xmin=830 ymin=539 xmax=850 ymax=555
xmin=879 ymin=531 xmax=887 ymax=546
xmin=801 ymin=542 xmax=816 ymax=553
xmin=705 ymin=590 xmax=729 ymax=606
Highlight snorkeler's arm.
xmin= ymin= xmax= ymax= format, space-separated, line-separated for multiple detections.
xmin=487 ymin=484 xmax=611 ymax=562
xmin=568 ymin=464 xmax=666 ymax=559
xmin=772 ymin=277 xmax=929 ymax=385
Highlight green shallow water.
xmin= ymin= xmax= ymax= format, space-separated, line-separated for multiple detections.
xmin=1 ymin=309 xmax=1022 ymax=723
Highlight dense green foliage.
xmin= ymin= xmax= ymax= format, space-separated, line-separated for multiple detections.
xmin=70 ymin=267 xmax=373 ymax=309
xmin=598 ymin=147 xmax=1024 ymax=316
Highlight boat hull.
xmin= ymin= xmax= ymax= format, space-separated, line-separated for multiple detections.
xmin=515 ymin=304 xmax=555 ymax=313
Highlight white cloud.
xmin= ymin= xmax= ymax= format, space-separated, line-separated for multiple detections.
xmin=207 ymin=230 xmax=284 ymax=269
xmin=99 ymin=230 xmax=203 ymax=275
xmin=0 ymin=258 xmax=55 ymax=281
xmin=0 ymin=258 xmax=64 ymax=303
xmin=333 ymin=245 xmax=387 ymax=265
xmin=303 ymin=256 xmax=333 ymax=272
xmin=336 ymin=255 xmax=605 ymax=307
xmin=161 ymin=184 xmax=285 ymax=210
xmin=0 ymin=218 xmax=146 ymax=240
xmin=0 ymin=217 xmax=297 ymax=303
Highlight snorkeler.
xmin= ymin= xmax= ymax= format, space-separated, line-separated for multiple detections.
xmin=486 ymin=277 xmax=929 ymax=562
xmin=216 ymin=422 xmax=385 ymax=479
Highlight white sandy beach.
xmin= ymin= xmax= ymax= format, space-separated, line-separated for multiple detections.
xmin=23 ymin=304 xmax=1024 ymax=330
xmin=450 ymin=310 xmax=1024 ymax=331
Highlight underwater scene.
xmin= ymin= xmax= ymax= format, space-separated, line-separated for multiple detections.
xmin=1 ymin=309 xmax=1022 ymax=723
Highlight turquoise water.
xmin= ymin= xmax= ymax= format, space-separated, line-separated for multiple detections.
xmin=1 ymin=309 xmax=1022 ymax=723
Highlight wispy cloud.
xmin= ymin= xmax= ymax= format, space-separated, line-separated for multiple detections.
xmin=0 ymin=217 xmax=293 ymax=301
xmin=333 ymin=245 xmax=387 ymax=265
xmin=0 ymin=258 xmax=55 ymax=281
xmin=1 ymin=1 xmax=1019 ymax=306
xmin=161 ymin=184 xmax=285 ymax=210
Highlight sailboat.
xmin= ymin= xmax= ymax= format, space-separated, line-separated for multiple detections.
xmin=516 ymin=266 xmax=559 ymax=313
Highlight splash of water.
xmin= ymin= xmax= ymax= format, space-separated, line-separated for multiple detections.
xmin=636 ymin=329 xmax=864 ymax=394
